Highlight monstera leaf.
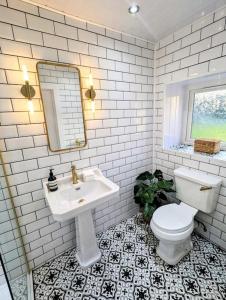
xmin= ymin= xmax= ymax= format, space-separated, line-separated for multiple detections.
xmin=136 ymin=171 xmax=154 ymax=181
xmin=154 ymin=169 xmax=163 ymax=181
xmin=134 ymin=169 xmax=174 ymax=222
xmin=157 ymin=179 xmax=174 ymax=192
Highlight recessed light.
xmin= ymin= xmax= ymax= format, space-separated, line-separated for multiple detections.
xmin=128 ymin=4 xmax=140 ymax=14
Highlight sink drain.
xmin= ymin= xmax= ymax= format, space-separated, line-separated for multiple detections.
xmin=78 ymin=198 xmax=85 ymax=204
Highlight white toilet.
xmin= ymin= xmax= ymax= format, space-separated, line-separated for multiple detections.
xmin=150 ymin=167 xmax=222 ymax=265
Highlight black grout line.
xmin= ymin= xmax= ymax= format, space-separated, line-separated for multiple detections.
xmin=0 ymin=4 xmax=154 ymax=49
xmin=0 ymin=2 xmax=226 ymax=272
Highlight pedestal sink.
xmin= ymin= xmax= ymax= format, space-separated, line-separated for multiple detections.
xmin=43 ymin=168 xmax=119 ymax=267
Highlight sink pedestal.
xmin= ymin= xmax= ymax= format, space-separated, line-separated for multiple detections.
xmin=75 ymin=210 xmax=101 ymax=268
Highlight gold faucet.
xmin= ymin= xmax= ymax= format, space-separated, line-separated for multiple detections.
xmin=71 ymin=165 xmax=79 ymax=184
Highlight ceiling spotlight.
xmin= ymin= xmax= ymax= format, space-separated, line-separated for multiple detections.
xmin=128 ymin=4 xmax=140 ymax=14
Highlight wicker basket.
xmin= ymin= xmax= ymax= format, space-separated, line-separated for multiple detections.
xmin=194 ymin=139 xmax=220 ymax=154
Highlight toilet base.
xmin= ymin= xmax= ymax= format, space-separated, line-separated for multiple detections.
xmin=157 ymin=238 xmax=193 ymax=265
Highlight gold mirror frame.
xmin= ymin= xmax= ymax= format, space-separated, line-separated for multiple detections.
xmin=36 ymin=61 xmax=87 ymax=152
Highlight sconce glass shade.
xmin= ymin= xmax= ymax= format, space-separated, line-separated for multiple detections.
xmin=85 ymin=73 xmax=96 ymax=113
xmin=85 ymin=74 xmax=96 ymax=100
xmin=91 ymin=99 xmax=95 ymax=113
xmin=28 ymin=99 xmax=34 ymax=113
xmin=21 ymin=65 xmax=35 ymax=113
xmin=89 ymin=73 xmax=94 ymax=86
xmin=22 ymin=65 xmax=29 ymax=81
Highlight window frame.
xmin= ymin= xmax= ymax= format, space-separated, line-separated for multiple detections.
xmin=184 ymin=84 xmax=226 ymax=150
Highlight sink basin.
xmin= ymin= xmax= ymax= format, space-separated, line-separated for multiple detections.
xmin=43 ymin=167 xmax=119 ymax=268
xmin=44 ymin=174 xmax=118 ymax=222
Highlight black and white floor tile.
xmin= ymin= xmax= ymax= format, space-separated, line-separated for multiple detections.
xmin=33 ymin=214 xmax=226 ymax=300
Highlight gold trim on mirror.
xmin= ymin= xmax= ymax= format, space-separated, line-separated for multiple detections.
xmin=36 ymin=61 xmax=87 ymax=152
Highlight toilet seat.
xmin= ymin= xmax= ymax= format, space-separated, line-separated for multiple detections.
xmin=152 ymin=204 xmax=193 ymax=234
xmin=150 ymin=203 xmax=197 ymax=264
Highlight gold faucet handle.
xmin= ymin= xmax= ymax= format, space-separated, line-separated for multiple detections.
xmin=71 ymin=165 xmax=79 ymax=184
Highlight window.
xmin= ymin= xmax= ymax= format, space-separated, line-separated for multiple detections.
xmin=185 ymin=86 xmax=226 ymax=147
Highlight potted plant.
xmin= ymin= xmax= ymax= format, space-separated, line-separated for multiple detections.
xmin=134 ymin=170 xmax=174 ymax=221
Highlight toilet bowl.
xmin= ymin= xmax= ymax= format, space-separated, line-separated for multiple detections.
xmin=150 ymin=202 xmax=197 ymax=265
xmin=150 ymin=167 xmax=222 ymax=265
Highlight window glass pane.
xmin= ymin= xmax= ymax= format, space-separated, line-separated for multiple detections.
xmin=191 ymin=88 xmax=226 ymax=141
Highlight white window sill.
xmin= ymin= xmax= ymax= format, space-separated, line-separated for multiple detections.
xmin=164 ymin=145 xmax=226 ymax=166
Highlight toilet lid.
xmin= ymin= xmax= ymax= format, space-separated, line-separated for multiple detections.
xmin=152 ymin=204 xmax=193 ymax=233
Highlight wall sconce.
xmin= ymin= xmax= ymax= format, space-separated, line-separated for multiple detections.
xmin=85 ymin=73 xmax=96 ymax=113
xmin=20 ymin=65 xmax=36 ymax=113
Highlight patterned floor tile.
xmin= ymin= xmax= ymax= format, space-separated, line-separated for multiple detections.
xmin=33 ymin=214 xmax=226 ymax=300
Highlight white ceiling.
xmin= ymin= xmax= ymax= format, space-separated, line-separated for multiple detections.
xmin=27 ymin=0 xmax=226 ymax=41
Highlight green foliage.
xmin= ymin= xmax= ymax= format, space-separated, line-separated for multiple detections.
xmin=134 ymin=170 xmax=174 ymax=221
xmin=191 ymin=89 xmax=226 ymax=141
xmin=191 ymin=122 xmax=226 ymax=141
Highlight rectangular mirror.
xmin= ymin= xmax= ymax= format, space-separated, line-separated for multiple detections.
xmin=37 ymin=62 xmax=87 ymax=151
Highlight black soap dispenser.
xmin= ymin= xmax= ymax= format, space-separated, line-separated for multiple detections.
xmin=48 ymin=169 xmax=58 ymax=192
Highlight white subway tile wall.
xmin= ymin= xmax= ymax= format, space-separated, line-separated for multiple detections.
xmin=0 ymin=181 xmax=27 ymax=280
xmin=155 ymin=7 xmax=226 ymax=249
xmin=0 ymin=0 xmax=154 ymax=273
